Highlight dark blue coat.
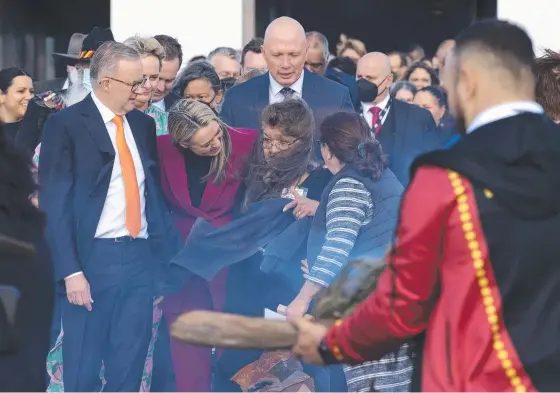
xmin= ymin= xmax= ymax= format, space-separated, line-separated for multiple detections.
xmin=220 ymin=68 xmax=354 ymax=131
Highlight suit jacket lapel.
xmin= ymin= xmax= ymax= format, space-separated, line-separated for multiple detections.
xmin=81 ymin=94 xmax=115 ymax=158
xmin=254 ymin=74 xmax=270 ymax=121
xmin=301 ymin=69 xmax=319 ymax=108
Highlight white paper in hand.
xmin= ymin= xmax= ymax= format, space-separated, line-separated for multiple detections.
xmin=264 ymin=308 xmax=286 ymax=321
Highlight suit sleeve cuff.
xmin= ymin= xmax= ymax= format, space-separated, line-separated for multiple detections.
xmin=64 ymin=271 xmax=83 ymax=280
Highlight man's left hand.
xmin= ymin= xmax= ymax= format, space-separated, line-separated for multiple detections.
xmin=291 ymin=317 xmax=328 ymax=365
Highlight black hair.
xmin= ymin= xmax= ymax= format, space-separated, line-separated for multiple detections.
xmin=241 ymin=37 xmax=264 ymax=66
xmin=404 ymin=63 xmax=440 ymax=86
xmin=173 ymin=61 xmax=221 ymax=97
xmin=390 ymin=81 xmax=417 ymax=97
xmin=154 ymin=34 xmax=183 ymax=66
xmin=188 ymin=55 xmax=206 ymax=64
xmin=328 ymin=57 xmax=357 ymax=76
xmin=320 ymin=112 xmax=387 ymax=180
xmin=416 ymin=86 xmax=446 ymax=107
xmin=0 ymin=67 xmax=30 ymax=93
xmin=454 ymin=19 xmax=535 ymax=80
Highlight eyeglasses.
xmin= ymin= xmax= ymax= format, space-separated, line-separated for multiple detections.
xmin=263 ymin=135 xmax=298 ymax=150
xmin=103 ymin=76 xmax=148 ymax=92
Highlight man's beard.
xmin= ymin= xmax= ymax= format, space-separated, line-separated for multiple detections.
xmin=63 ymin=68 xmax=89 ymax=107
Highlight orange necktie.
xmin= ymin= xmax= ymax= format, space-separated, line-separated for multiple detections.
xmin=112 ymin=115 xmax=141 ymax=238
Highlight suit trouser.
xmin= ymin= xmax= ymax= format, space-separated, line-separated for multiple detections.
xmin=62 ymin=238 xmax=154 ymax=392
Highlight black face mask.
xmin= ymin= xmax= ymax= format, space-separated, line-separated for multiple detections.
xmin=220 ymin=77 xmax=237 ymax=91
xmin=356 ymin=77 xmax=388 ymax=103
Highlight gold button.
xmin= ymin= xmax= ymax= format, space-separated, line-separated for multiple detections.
xmin=484 ymin=297 xmax=494 ymax=306
xmin=486 ymin=305 xmax=496 ymax=315
xmin=472 ymin=250 xmax=482 ymax=259
xmin=454 ymin=186 xmax=466 ymax=195
xmin=460 ymin=212 xmax=471 ymax=222
xmin=488 ymin=315 xmax=499 ymax=324
xmin=448 ymin=171 xmax=458 ymax=179
xmin=458 ymin=203 xmax=469 ymax=213
xmin=491 ymin=324 xmax=500 ymax=333
xmin=511 ymin=376 xmax=521 ymax=387
xmin=468 ymin=241 xmax=479 ymax=250
xmin=481 ymin=287 xmax=491 ymax=297
xmin=497 ymin=350 xmax=508 ymax=360
xmin=462 ymin=222 xmax=473 ymax=231
xmin=484 ymin=188 xmax=494 ymax=198
xmin=478 ymin=277 xmax=489 ymax=288
xmin=476 ymin=269 xmax=485 ymax=278
xmin=515 ymin=385 xmax=526 ymax=392
xmin=465 ymin=231 xmax=476 ymax=241
xmin=473 ymin=259 xmax=484 ymax=269
xmin=493 ymin=340 xmax=504 ymax=350
xmin=451 ymin=179 xmax=462 ymax=187
xmin=502 ymin=359 xmax=512 ymax=369
xmin=457 ymin=194 xmax=467 ymax=203
xmin=506 ymin=368 xmax=517 ymax=378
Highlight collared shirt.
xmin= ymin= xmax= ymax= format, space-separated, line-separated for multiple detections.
xmin=152 ymin=99 xmax=165 ymax=111
xmin=361 ymin=94 xmax=391 ymax=128
xmin=91 ymin=92 xmax=148 ymax=239
xmin=269 ymin=71 xmax=305 ymax=104
xmin=467 ymin=101 xmax=544 ymax=134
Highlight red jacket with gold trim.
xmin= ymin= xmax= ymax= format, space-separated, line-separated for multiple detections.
xmin=324 ymin=113 xmax=560 ymax=392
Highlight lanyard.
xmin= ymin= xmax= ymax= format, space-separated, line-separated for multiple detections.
xmin=372 ymin=97 xmax=393 ymax=132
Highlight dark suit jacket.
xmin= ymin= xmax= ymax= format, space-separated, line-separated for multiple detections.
xmin=163 ymin=92 xmax=182 ymax=111
xmin=325 ymin=66 xmax=359 ymax=109
xmin=365 ymin=99 xmax=441 ymax=186
xmin=38 ymin=94 xmax=179 ymax=293
xmin=220 ymin=68 xmax=354 ymax=131
xmin=33 ymin=77 xmax=66 ymax=95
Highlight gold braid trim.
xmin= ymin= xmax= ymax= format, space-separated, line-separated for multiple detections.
xmin=447 ymin=170 xmax=526 ymax=392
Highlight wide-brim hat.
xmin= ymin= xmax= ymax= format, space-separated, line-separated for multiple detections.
xmin=52 ymin=32 xmax=86 ymax=64
xmin=53 ymin=27 xmax=114 ymax=66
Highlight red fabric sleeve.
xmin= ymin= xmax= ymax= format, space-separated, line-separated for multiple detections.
xmin=325 ymin=166 xmax=455 ymax=363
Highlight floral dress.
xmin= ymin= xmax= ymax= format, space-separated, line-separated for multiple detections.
xmin=45 ymin=104 xmax=169 ymax=392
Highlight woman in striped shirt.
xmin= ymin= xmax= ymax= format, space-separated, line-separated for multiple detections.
xmin=285 ymin=112 xmax=406 ymax=392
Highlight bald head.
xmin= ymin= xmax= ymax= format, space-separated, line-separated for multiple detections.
xmin=263 ymin=17 xmax=308 ymax=87
xmin=357 ymin=52 xmax=394 ymax=104
xmin=264 ymin=17 xmax=306 ymax=45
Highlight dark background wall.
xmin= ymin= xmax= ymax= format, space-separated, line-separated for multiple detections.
xmin=256 ymin=0 xmax=497 ymax=57
xmin=0 ymin=0 xmax=110 ymax=80
xmin=0 ymin=0 xmax=496 ymax=81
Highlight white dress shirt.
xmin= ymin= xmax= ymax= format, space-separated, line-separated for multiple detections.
xmin=467 ymin=101 xmax=544 ymax=134
xmin=269 ymin=72 xmax=304 ymax=104
xmin=152 ymin=99 xmax=165 ymax=111
xmin=91 ymin=92 xmax=148 ymax=239
xmin=66 ymin=94 xmax=149 ymax=280
xmin=361 ymin=94 xmax=391 ymax=128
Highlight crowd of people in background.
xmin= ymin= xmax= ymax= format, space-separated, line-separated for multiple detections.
xmin=1 ymin=13 xmax=560 ymax=393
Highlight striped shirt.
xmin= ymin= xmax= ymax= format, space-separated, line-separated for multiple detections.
xmin=305 ymin=177 xmax=373 ymax=287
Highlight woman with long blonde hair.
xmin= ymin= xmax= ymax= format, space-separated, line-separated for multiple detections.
xmin=157 ymin=98 xmax=257 ymax=392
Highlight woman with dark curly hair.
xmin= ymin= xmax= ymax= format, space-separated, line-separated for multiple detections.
xmin=404 ymin=62 xmax=440 ymax=89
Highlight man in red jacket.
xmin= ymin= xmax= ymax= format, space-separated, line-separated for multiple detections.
xmin=290 ymin=19 xmax=560 ymax=392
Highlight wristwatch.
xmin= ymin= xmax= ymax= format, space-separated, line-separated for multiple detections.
xmin=318 ymin=338 xmax=340 ymax=364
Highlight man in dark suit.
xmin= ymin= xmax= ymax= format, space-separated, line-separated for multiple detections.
xmin=39 ymin=41 xmax=178 ymax=392
xmin=220 ymin=17 xmax=354 ymax=133
xmin=153 ymin=35 xmax=183 ymax=111
xmin=305 ymin=31 xmax=359 ymax=109
xmin=356 ymin=52 xmax=441 ymax=185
